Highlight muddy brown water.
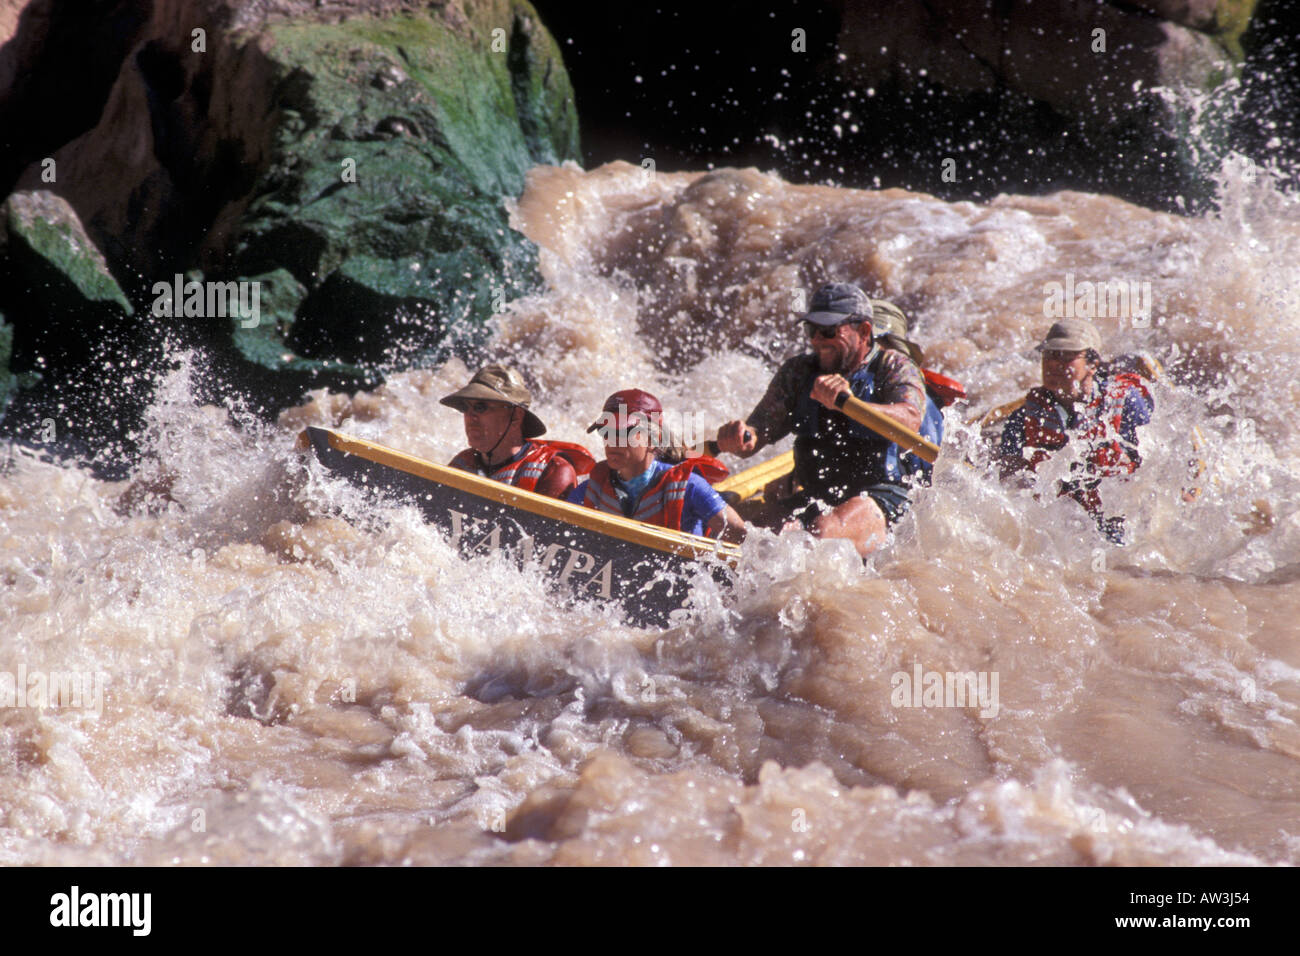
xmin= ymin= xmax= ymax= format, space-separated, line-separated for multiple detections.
xmin=2 ymin=160 xmax=1297 ymax=865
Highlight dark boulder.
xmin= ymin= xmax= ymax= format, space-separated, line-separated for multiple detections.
xmin=0 ymin=0 xmax=580 ymax=461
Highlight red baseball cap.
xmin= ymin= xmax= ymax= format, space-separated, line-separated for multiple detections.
xmin=586 ymin=388 xmax=663 ymax=432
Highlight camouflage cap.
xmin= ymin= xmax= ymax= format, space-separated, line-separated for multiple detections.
xmin=870 ymin=298 xmax=925 ymax=366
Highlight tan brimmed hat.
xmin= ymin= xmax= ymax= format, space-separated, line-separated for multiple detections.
xmin=1035 ymin=318 xmax=1102 ymax=353
xmin=440 ymin=364 xmax=547 ymax=438
xmin=870 ymin=298 xmax=925 ymax=366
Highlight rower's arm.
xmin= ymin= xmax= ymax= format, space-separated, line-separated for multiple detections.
xmin=812 ymin=352 xmax=927 ymax=432
xmin=870 ymin=351 xmax=926 ymax=433
xmin=864 ymin=398 xmax=923 ymax=433
xmin=706 ymin=503 xmax=747 ymax=543
xmin=535 ymin=457 xmax=578 ymax=499
xmin=718 ymin=357 xmax=804 ymax=457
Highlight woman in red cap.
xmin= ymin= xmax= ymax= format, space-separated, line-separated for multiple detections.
xmin=569 ymin=389 xmax=745 ymax=540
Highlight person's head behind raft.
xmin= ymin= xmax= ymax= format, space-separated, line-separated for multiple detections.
xmin=1035 ymin=317 xmax=1103 ymax=403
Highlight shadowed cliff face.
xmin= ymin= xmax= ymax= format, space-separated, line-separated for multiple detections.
xmin=835 ymin=0 xmax=1255 ymax=114
xmin=536 ymin=0 xmax=1296 ymax=209
xmin=0 ymin=0 xmax=580 ymax=470
xmin=0 ymin=0 xmax=153 ymax=200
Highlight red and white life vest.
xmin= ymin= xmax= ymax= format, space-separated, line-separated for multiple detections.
xmin=582 ymin=457 xmax=728 ymax=531
xmin=1018 ymin=372 xmax=1150 ymax=479
xmin=450 ymin=440 xmax=595 ymax=492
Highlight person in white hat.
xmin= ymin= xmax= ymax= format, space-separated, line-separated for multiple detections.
xmin=998 ymin=318 xmax=1154 ymax=542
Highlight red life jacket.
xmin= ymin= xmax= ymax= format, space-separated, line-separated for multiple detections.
xmin=1019 ymin=372 xmax=1151 ymax=479
xmin=449 ymin=440 xmax=596 ymax=492
xmin=582 ymin=456 xmax=728 ymax=532
xmin=922 ymin=368 xmax=967 ymax=408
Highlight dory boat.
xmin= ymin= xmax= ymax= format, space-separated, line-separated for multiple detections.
xmin=298 ymin=427 xmax=740 ymax=627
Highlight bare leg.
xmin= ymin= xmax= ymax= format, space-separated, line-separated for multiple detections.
xmin=808 ymin=495 xmax=889 ymax=558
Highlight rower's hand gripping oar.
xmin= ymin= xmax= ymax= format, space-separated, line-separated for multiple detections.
xmin=702 ymin=430 xmax=753 ymax=459
xmin=708 ymin=395 xmax=938 ymax=503
xmin=709 ymin=401 xmax=936 ymax=464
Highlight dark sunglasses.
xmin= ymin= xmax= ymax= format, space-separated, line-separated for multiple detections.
xmin=464 ymin=400 xmax=506 ymax=414
xmin=604 ymin=424 xmax=652 ymax=441
xmin=805 ymin=321 xmax=846 ymax=340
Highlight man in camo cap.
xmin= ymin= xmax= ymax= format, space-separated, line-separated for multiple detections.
xmin=867 ymin=298 xmax=950 ymax=486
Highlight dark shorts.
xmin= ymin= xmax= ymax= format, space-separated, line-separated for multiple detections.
xmin=784 ymin=482 xmax=912 ymax=530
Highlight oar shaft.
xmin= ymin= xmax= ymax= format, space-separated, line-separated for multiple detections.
xmin=713 ymin=449 xmax=795 ymax=497
xmin=834 ymin=392 xmax=939 ymax=464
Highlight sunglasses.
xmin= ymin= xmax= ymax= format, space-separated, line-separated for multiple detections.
xmin=805 ymin=321 xmax=847 ymax=340
xmin=604 ymin=424 xmax=653 ymax=441
xmin=464 ymin=400 xmax=506 ymax=414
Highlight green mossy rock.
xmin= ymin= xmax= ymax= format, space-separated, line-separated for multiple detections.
xmin=1213 ymin=0 xmax=1259 ymax=60
xmin=233 ymin=1 xmax=579 ymax=366
xmin=0 ymin=190 xmax=133 ymax=377
xmin=222 ymin=267 xmax=378 ymax=401
xmin=0 ymin=314 xmax=14 ymax=411
xmin=228 ymin=266 xmax=310 ymax=369
xmin=0 ymin=191 xmax=133 ymax=318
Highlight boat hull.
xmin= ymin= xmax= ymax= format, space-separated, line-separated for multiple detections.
xmin=299 ymin=427 xmax=738 ymax=626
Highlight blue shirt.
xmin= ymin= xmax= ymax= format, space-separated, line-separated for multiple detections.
xmin=567 ymin=459 xmax=727 ymax=536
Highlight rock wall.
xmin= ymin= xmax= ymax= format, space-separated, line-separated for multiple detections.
xmin=836 ymin=0 xmax=1256 ymax=120
xmin=0 ymin=0 xmax=580 ymax=459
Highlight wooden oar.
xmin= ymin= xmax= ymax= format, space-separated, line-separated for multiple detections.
xmin=705 ymin=392 xmax=938 ymax=502
xmin=970 ymin=396 xmax=1024 ymax=430
xmin=713 ymin=449 xmax=794 ymax=498
xmin=834 ymin=392 xmax=940 ymax=464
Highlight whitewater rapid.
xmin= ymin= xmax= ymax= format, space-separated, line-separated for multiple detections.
xmin=1 ymin=157 xmax=1297 ymax=865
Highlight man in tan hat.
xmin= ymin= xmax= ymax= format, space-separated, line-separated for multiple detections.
xmin=441 ymin=365 xmax=594 ymax=499
xmin=998 ymin=318 xmax=1153 ymax=542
